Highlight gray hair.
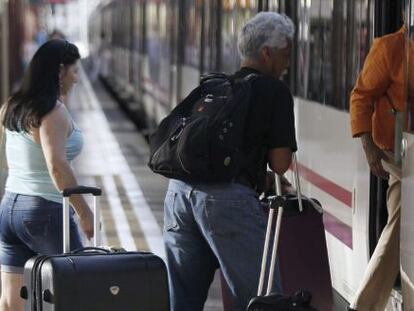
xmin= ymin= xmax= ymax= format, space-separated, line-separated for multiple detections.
xmin=238 ymin=12 xmax=295 ymax=60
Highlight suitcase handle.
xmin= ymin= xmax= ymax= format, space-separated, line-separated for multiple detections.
xmin=70 ymin=247 xmax=111 ymax=254
xmin=257 ymin=154 xmax=303 ymax=296
xmin=62 ymin=186 xmax=102 ymax=197
xmin=62 ymin=186 xmax=102 ymax=253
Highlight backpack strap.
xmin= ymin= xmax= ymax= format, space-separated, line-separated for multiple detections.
xmin=201 ymin=72 xmax=260 ymax=87
xmin=244 ymin=73 xmax=260 ymax=81
xmin=200 ymin=72 xmax=228 ymax=84
xmin=172 ymin=85 xmax=202 ymax=115
xmin=231 ymin=73 xmax=261 ymax=86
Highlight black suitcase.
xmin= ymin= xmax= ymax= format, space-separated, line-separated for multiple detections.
xmin=20 ymin=186 xmax=170 ymax=311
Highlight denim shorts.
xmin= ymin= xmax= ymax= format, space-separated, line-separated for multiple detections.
xmin=0 ymin=192 xmax=83 ymax=273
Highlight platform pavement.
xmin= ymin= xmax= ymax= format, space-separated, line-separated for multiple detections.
xmin=68 ymin=68 xmax=223 ymax=310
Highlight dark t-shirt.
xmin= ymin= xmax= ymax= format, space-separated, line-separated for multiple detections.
xmin=232 ymin=67 xmax=298 ymax=192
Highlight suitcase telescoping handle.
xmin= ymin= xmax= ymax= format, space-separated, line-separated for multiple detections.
xmin=292 ymin=154 xmax=303 ymax=212
xmin=257 ymin=154 xmax=303 ymax=296
xmin=62 ymin=186 xmax=102 ymax=253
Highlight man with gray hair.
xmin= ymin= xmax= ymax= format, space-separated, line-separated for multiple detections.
xmin=163 ymin=12 xmax=297 ymax=310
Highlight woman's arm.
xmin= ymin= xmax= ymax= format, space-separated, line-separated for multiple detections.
xmin=39 ymin=104 xmax=93 ymax=239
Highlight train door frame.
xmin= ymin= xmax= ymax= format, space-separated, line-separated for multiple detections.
xmin=401 ymin=0 xmax=414 ymax=306
xmin=175 ymin=0 xmax=185 ymax=104
xmin=128 ymin=0 xmax=135 ymax=93
xmin=167 ymin=0 xmax=179 ymax=109
xmin=199 ymin=0 xmax=221 ymax=74
xmin=140 ymin=0 xmax=147 ymax=119
xmin=199 ymin=1 xmax=206 ymax=74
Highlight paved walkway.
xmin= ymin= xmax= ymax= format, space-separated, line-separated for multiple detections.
xmin=70 ymin=68 xmax=223 ymax=310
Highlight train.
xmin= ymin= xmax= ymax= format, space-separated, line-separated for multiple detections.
xmin=0 ymin=0 xmax=36 ymax=198
xmin=0 ymin=0 xmax=26 ymax=106
xmin=89 ymin=0 xmax=413 ymax=309
xmin=0 ymin=0 xmax=62 ymax=106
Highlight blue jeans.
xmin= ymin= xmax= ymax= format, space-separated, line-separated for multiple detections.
xmin=0 ymin=192 xmax=83 ymax=273
xmin=164 ymin=179 xmax=281 ymax=311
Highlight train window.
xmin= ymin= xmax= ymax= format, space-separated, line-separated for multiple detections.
xmin=201 ymin=0 xmax=220 ymax=73
xmin=145 ymin=0 xmax=174 ymax=106
xmin=267 ymin=0 xmax=279 ymax=11
xmin=182 ymin=0 xmax=202 ymax=69
xmin=294 ymin=0 xmax=372 ymax=111
xmin=221 ymin=0 xmax=239 ymax=73
xmin=267 ymin=0 xmax=285 ymax=12
xmin=345 ymin=1 xmax=372 ymax=104
xmin=113 ymin=6 xmax=122 ymax=47
xmin=123 ymin=5 xmax=131 ymax=50
xmin=132 ymin=5 xmax=141 ymax=53
xmin=130 ymin=3 xmax=141 ymax=91
xmin=158 ymin=2 xmax=173 ymax=98
xmin=220 ymin=0 xmax=258 ymax=74
xmin=146 ymin=2 xmax=162 ymax=85
xmin=102 ymin=7 xmax=112 ymax=45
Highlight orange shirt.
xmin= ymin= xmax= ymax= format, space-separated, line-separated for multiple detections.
xmin=350 ymin=27 xmax=406 ymax=150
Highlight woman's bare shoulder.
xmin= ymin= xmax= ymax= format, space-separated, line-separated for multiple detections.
xmin=41 ymin=101 xmax=70 ymax=130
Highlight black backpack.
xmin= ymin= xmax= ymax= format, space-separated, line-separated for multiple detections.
xmin=148 ymin=72 xmax=259 ymax=182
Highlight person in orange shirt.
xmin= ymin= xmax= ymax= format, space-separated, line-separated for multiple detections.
xmin=349 ymin=24 xmax=405 ymax=310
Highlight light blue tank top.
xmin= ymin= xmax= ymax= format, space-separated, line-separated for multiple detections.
xmin=5 ymin=119 xmax=83 ymax=203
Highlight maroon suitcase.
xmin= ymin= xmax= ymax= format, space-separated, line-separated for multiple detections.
xmin=277 ymin=196 xmax=333 ymax=310
xmin=222 ymin=156 xmax=333 ymax=311
xmin=221 ymin=195 xmax=330 ymax=310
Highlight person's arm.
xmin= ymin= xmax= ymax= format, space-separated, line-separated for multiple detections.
xmin=350 ymin=39 xmax=391 ymax=137
xmin=264 ymin=171 xmax=293 ymax=194
xmin=360 ymin=133 xmax=389 ymax=179
xmin=350 ymin=39 xmax=391 ymax=178
xmin=266 ymin=82 xmax=297 ymax=178
xmin=39 ymin=105 xmax=93 ymax=239
xmin=268 ymin=148 xmax=292 ymax=175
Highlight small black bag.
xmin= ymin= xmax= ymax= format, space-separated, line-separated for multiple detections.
xmin=148 ymin=73 xmax=258 ymax=182
xmin=247 ymin=290 xmax=319 ymax=311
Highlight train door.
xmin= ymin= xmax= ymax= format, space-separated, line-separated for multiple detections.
xmin=401 ymin=0 xmax=414 ymax=307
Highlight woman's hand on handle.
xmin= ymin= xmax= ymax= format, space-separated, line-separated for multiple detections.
xmin=78 ymin=206 xmax=94 ymax=240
